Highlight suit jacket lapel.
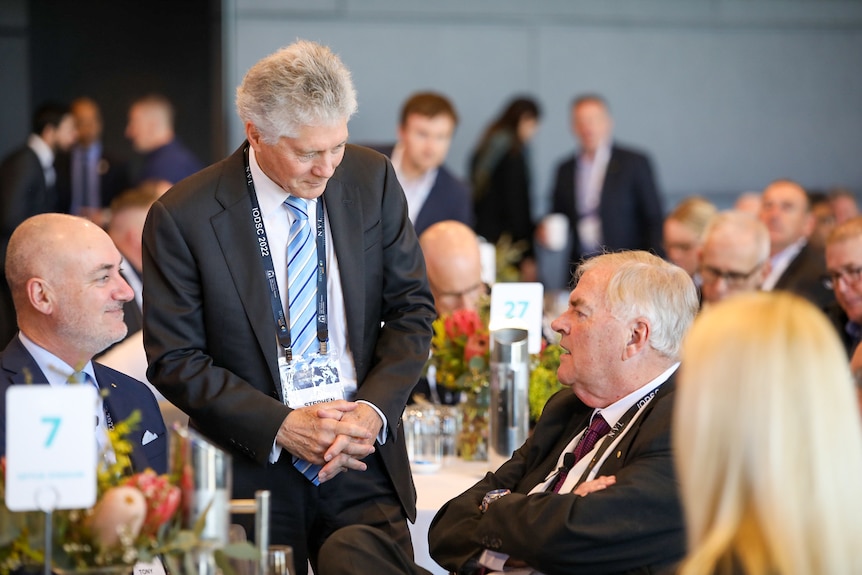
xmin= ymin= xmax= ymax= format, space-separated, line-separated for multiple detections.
xmin=93 ymin=363 xmax=149 ymax=472
xmin=210 ymin=145 xmax=281 ymax=390
xmin=323 ymin=175 xmax=366 ymax=366
xmin=517 ymin=394 xmax=591 ymax=493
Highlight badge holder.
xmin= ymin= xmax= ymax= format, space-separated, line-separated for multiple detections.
xmin=280 ymin=350 xmax=344 ymax=409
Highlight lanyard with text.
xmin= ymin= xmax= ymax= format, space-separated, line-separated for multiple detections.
xmin=574 ymin=384 xmax=663 ymax=485
xmin=243 ymin=144 xmax=329 ymax=362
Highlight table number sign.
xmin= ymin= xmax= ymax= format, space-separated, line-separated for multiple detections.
xmin=5 ymin=385 xmax=98 ymax=511
xmin=489 ymin=282 xmax=544 ymax=354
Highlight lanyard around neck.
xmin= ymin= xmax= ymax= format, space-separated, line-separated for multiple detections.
xmin=243 ymin=144 xmax=329 ymax=360
xmin=574 ymin=384 xmax=663 ymax=484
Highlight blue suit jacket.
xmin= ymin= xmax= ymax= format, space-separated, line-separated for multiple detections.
xmin=551 ymin=144 xmax=665 ymax=272
xmin=369 ymin=144 xmax=473 ymax=237
xmin=0 ymin=336 xmax=168 ymax=474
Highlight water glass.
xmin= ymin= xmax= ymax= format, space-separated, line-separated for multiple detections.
xmin=267 ymin=545 xmax=295 ymax=575
xmin=403 ymin=406 xmax=443 ymax=473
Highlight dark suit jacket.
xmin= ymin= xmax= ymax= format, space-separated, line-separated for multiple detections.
xmin=142 ymin=143 xmax=435 ymax=521
xmin=429 ymin=378 xmax=684 ymax=575
xmin=0 ymin=336 xmax=168 ymax=474
xmin=773 ymin=241 xmax=834 ymax=310
xmin=370 ymin=144 xmax=473 ymax=237
xmin=551 ymin=144 xmax=664 ymax=271
xmin=55 ymin=146 xmax=131 ymax=212
xmin=0 ymin=145 xmax=57 ymax=347
xmin=472 ymin=143 xmax=535 ymax=257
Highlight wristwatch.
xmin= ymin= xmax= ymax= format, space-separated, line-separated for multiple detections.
xmin=480 ymin=488 xmax=511 ymax=513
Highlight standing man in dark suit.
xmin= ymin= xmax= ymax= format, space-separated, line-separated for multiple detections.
xmin=544 ymin=95 xmax=664 ymax=276
xmin=371 ymin=92 xmax=473 ymax=237
xmin=316 ymin=251 xmax=698 ymax=575
xmin=0 ymin=103 xmax=78 ymax=348
xmin=758 ymin=179 xmax=834 ymax=309
xmin=142 ymin=40 xmax=436 ymax=572
xmin=125 ymin=94 xmax=204 ymax=185
xmin=0 ymin=213 xmax=167 ymax=474
xmin=56 ymin=97 xmax=130 ymax=227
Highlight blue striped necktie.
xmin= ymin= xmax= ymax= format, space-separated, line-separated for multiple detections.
xmin=285 ymin=196 xmax=317 ymax=358
xmin=284 ymin=196 xmax=322 ymax=485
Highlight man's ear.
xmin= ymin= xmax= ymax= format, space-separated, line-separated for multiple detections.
xmin=623 ymin=319 xmax=649 ymax=360
xmin=27 ymin=277 xmax=54 ymax=315
xmin=245 ymin=122 xmax=262 ymax=148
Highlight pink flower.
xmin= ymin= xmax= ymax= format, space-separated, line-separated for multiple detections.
xmin=124 ymin=470 xmax=182 ymax=536
xmin=444 ymin=309 xmax=483 ymax=339
xmin=86 ymin=486 xmax=146 ymax=548
xmin=464 ymin=332 xmax=490 ymax=362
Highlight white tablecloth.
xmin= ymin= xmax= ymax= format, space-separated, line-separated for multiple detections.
xmin=409 ymin=459 xmax=495 ymax=574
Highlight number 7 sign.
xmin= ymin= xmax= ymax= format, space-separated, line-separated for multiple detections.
xmin=5 ymin=386 xmax=98 ymax=511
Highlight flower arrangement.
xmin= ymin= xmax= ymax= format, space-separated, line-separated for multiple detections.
xmin=0 ymin=410 xmax=255 ymax=575
xmin=427 ymin=308 xmax=491 ymax=395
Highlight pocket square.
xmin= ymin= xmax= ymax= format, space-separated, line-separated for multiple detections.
xmin=142 ymin=430 xmax=159 ymax=445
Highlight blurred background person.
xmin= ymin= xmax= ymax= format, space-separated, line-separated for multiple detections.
xmin=824 ymin=216 xmax=862 ymax=357
xmin=663 ymin=195 xmax=717 ymax=281
xmin=699 ymin=211 xmax=771 ymax=307
xmin=413 ymin=220 xmax=485 ymax=404
xmin=471 ymin=96 xmax=541 ymax=281
xmin=56 ymin=96 xmax=129 ymax=227
xmin=372 ymin=92 xmax=472 ymax=238
xmin=733 ymin=191 xmax=762 ymax=216
xmin=675 ymin=291 xmax=862 ymax=575
xmin=125 ymin=93 xmax=203 ymax=185
xmin=0 ymin=102 xmax=77 ymax=348
xmin=419 ymin=220 xmax=485 ymax=316
xmin=547 ymin=94 xmax=664 ymax=278
xmin=758 ymin=178 xmax=833 ymax=308
xmin=106 ymin=185 xmax=160 ymax=341
xmin=807 ymin=190 xmax=836 ymax=250
xmin=830 ymin=186 xmax=859 ymax=225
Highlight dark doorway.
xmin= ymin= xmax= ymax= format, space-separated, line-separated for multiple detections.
xmin=29 ymin=0 xmax=223 ymax=171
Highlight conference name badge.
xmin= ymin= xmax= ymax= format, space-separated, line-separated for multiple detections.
xmin=279 ymin=352 xmax=344 ymax=409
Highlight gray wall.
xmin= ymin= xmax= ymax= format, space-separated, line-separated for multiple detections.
xmin=226 ymin=0 xmax=862 ymax=216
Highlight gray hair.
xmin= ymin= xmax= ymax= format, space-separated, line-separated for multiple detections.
xmin=705 ymin=210 xmax=771 ymax=263
xmin=236 ymin=40 xmax=358 ymax=143
xmin=577 ymin=251 xmax=698 ymax=359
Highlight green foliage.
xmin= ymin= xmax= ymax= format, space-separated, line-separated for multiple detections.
xmin=529 ymin=344 xmax=564 ymax=423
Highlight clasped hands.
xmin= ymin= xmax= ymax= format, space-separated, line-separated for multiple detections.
xmin=276 ymin=399 xmax=381 ymax=483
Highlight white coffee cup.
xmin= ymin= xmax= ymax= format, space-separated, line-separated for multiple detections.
xmin=542 ymin=213 xmax=570 ymax=252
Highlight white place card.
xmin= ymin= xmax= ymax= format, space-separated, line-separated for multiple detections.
xmin=489 ymin=282 xmax=544 ymax=354
xmin=5 ymin=385 xmax=98 ymax=511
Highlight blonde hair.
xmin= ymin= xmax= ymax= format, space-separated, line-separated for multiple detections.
xmin=667 ymin=196 xmax=718 ymax=241
xmin=675 ymin=292 xmax=862 ymax=575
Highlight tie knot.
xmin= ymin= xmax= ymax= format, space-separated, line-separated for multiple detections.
xmin=588 ymin=414 xmax=610 ymax=436
xmin=285 ymin=196 xmax=309 ymax=220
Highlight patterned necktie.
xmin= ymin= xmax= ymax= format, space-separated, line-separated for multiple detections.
xmin=72 ymin=371 xmax=115 ymax=465
xmin=284 ymin=196 xmax=322 ymax=485
xmin=552 ymin=413 xmax=610 ymax=493
xmin=284 ymin=196 xmax=317 ymax=358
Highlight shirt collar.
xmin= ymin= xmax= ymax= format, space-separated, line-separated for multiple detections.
xmin=18 ymin=332 xmax=96 ymax=387
xmin=27 ymin=134 xmax=54 ymax=170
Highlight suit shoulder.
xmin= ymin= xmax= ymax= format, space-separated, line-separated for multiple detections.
xmin=334 ymin=144 xmax=391 ymax=183
xmin=611 ymin=143 xmax=653 ymax=164
xmin=435 ymin=165 xmax=470 ymax=193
